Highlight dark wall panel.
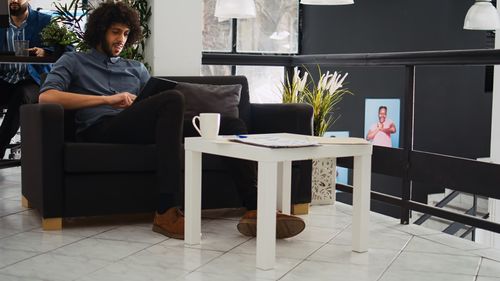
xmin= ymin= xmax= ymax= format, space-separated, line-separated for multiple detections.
xmin=301 ymin=0 xmax=493 ymax=217
xmin=301 ymin=0 xmax=491 ymax=158
xmin=302 ymin=0 xmax=487 ymax=54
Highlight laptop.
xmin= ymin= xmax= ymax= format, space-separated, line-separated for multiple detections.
xmin=134 ymin=77 xmax=178 ymax=104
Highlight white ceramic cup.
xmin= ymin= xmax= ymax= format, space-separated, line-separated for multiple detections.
xmin=192 ymin=113 xmax=220 ymax=139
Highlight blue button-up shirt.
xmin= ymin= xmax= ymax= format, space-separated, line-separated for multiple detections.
xmin=0 ymin=15 xmax=29 ymax=83
xmin=40 ymin=49 xmax=150 ymax=132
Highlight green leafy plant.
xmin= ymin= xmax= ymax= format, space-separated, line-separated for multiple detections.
xmin=51 ymin=0 xmax=93 ymax=51
xmin=40 ymin=21 xmax=79 ymax=47
xmin=47 ymin=0 xmax=151 ymax=64
xmin=282 ymin=66 xmax=352 ymax=137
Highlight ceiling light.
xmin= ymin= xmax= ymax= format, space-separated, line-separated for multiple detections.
xmin=214 ymin=0 xmax=256 ymax=19
xmin=464 ymin=0 xmax=500 ymax=30
xmin=300 ymin=0 xmax=354 ymax=5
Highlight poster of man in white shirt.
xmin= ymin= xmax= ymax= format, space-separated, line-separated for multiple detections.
xmin=364 ymin=99 xmax=400 ymax=148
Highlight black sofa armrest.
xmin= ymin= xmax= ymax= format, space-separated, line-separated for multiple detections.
xmin=20 ymin=104 xmax=65 ymax=218
xmin=249 ymin=103 xmax=313 ymax=135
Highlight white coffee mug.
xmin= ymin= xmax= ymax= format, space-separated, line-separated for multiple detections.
xmin=192 ymin=113 xmax=220 ymax=139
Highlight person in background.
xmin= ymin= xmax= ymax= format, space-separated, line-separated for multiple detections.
xmin=366 ymin=105 xmax=396 ymax=147
xmin=0 ymin=0 xmax=52 ymax=158
xmin=39 ymin=2 xmax=305 ymax=240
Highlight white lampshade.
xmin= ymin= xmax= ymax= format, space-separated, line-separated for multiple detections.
xmin=464 ymin=0 xmax=500 ymax=30
xmin=300 ymin=0 xmax=354 ymax=5
xmin=215 ymin=0 xmax=256 ymax=19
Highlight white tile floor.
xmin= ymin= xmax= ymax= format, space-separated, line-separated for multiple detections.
xmin=1 ymin=166 xmax=500 ymax=281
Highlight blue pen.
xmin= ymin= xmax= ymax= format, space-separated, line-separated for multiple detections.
xmin=236 ymin=135 xmax=247 ymax=138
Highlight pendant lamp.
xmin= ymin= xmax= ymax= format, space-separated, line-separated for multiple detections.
xmin=464 ymin=0 xmax=500 ymax=30
xmin=300 ymin=0 xmax=354 ymax=5
xmin=214 ymin=0 xmax=257 ymax=19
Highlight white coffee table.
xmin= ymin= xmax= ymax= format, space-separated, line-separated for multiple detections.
xmin=184 ymin=133 xmax=372 ymax=270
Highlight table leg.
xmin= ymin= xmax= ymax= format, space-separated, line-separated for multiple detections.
xmin=277 ymin=161 xmax=292 ymax=214
xmin=257 ymin=161 xmax=278 ymax=270
xmin=185 ymin=150 xmax=202 ymax=245
xmin=352 ymin=154 xmax=371 ymax=253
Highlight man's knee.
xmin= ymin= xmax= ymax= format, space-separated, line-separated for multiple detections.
xmin=155 ymin=90 xmax=184 ymax=106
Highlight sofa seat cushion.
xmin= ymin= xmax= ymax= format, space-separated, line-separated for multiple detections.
xmin=64 ymin=143 xmax=157 ymax=173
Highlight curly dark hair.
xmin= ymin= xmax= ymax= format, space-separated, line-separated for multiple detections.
xmin=84 ymin=1 xmax=142 ymax=49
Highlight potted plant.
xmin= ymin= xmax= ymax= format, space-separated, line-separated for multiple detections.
xmin=282 ymin=66 xmax=352 ymax=204
xmin=282 ymin=66 xmax=351 ymax=136
xmin=40 ymin=21 xmax=78 ymax=57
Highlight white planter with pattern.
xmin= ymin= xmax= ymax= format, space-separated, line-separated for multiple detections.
xmin=311 ymin=158 xmax=336 ymax=205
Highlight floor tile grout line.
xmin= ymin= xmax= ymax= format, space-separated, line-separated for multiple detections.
xmin=0 ymin=212 xmax=249 ymax=279
xmin=375 ymin=234 xmax=414 ymax=281
xmin=473 ymin=256 xmax=483 ymax=281
xmin=416 ymin=234 xmax=489 ymax=254
xmin=67 ymin=236 xmax=180 ymax=281
xmin=0 ymin=232 xmax=92 ymax=271
xmin=0 ymin=223 xmax=126 ymax=274
xmin=0 ymin=208 xmax=30 ymax=218
xmin=0 ymin=271 xmax=44 ymax=280
xmin=276 ymin=221 xmax=351 ymax=280
xmin=182 ymin=235 xmax=254 ymax=276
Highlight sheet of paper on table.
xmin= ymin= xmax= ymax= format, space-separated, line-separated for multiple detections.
xmin=229 ymin=135 xmax=320 ymax=148
xmin=210 ymin=133 xmax=370 ymax=147
xmin=305 ymin=136 xmax=369 ymax=145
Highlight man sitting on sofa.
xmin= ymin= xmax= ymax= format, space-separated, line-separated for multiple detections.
xmin=38 ymin=2 xmax=305 ymax=239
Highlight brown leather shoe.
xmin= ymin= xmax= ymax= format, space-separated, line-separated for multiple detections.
xmin=237 ymin=210 xmax=305 ymax=239
xmin=152 ymin=207 xmax=184 ymax=239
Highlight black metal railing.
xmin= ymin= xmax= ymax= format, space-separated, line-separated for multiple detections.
xmin=203 ymin=48 xmax=500 ymax=234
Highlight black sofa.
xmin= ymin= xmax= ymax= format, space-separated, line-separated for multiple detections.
xmin=20 ymin=76 xmax=313 ymax=230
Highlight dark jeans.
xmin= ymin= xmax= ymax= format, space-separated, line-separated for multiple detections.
xmin=78 ymin=91 xmax=185 ymax=207
xmin=0 ymin=79 xmax=39 ymax=158
xmin=78 ymin=91 xmax=258 ymax=210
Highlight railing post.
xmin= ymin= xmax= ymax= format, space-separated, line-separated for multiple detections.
xmin=401 ymin=65 xmax=416 ymax=224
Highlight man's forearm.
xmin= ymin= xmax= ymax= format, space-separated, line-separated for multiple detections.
xmin=39 ymin=89 xmax=108 ymax=110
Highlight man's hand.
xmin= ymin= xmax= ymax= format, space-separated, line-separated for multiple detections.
xmin=106 ymin=92 xmax=136 ymax=108
xmin=27 ymin=47 xmax=46 ymax=57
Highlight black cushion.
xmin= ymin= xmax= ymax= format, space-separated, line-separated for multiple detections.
xmin=163 ymin=76 xmax=251 ymax=130
xmin=175 ymin=82 xmax=242 ymax=119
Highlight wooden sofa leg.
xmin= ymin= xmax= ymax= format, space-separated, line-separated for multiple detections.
xmin=21 ymin=196 xmax=31 ymax=208
xmin=292 ymin=203 xmax=309 ymax=215
xmin=42 ymin=218 xmax=62 ymax=230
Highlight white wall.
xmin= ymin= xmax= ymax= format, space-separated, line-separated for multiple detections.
xmin=146 ymin=0 xmax=202 ymax=76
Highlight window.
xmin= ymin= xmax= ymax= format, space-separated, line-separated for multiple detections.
xmin=202 ymin=0 xmax=299 ymax=103
xmin=236 ymin=66 xmax=284 ymax=103
xmin=237 ymin=0 xmax=299 ymax=54
xmin=202 ymin=0 xmax=232 ymax=52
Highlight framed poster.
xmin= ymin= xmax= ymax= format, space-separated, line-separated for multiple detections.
xmin=364 ymin=99 xmax=400 ymax=148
